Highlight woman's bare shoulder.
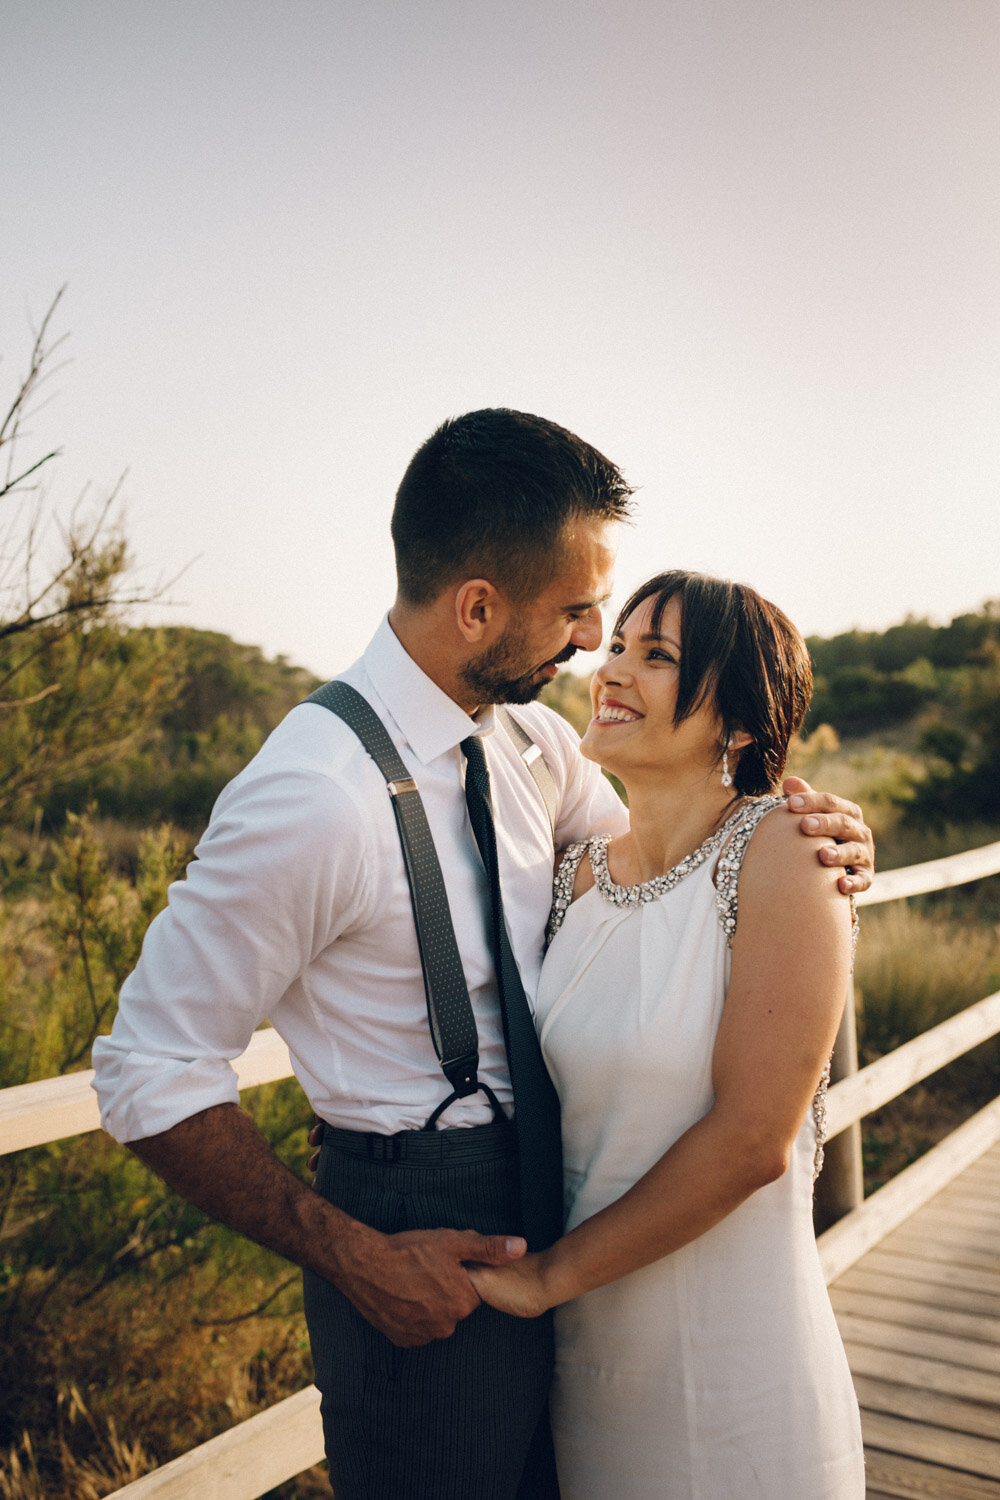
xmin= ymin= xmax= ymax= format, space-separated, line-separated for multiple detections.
xmin=738 ymin=799 xmax=843 ymax=904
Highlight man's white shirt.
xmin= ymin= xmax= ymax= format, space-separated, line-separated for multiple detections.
xmin=93 ymin=617 xmax=627 ymax=1142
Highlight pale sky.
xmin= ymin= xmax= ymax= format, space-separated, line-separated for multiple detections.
xmin=3 ymin=0 xmax=998 ymax=679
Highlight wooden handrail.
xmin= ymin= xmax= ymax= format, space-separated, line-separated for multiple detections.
xmin=855 ymin=838 xmax=1000 ymax=906
xmin=824 ymin=988 xmax=1000 ymax=1138
xmin=4 ymin=839 xmax=1000 ymax=1157
xmin=0 ymin=1027 xmax=292 ymax=1156
xmin=103 ymin=1385 xmax=324 ymax=1499
xmin=818 ymin=1093 xmax=1000 ymax=1283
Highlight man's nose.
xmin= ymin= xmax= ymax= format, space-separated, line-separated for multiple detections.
xmin=571 ymin=607 xmax=603 ymax=654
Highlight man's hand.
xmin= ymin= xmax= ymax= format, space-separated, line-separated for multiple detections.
xmin=304 ymin=1117 xmax=527 ymax=1343
xmin=128 ymin=1103 xmax=525 ymax=1347
xmin=336 ymin=1223 xmax=528 ymax=1347
xmin=782 ymin=777 xmax=875 ymax=895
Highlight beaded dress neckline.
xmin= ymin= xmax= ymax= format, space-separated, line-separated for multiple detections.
xmin=587 ymin=797 xmax=760 ymax=908
xmin=546 ymin=796 xmax=786 ymax=945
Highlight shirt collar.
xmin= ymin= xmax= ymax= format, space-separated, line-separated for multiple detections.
xmin=362 ymin=616 xmax=497 ymax=765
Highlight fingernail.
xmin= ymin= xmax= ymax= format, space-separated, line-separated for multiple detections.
xmin=802 ymin=815 xmax=820 ymax=832
xmin=788 ymin=795 xmax=805 ymax=810
xmin=820 ymin=845 xmax=836 ymax=860
xmin=505 ymin=1237 xmax=526 ymax=1255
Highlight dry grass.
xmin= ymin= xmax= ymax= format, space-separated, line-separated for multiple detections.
xmin=0 ymin=1389 xmax=151 ymax=1500
xmin=0 ymin=1241 xmax=317 ymax=1498
xmin=855 ymin=901 xmax=1000 ymax=1057
xmin=852 ymin=899 xmax=1000 ymax=1192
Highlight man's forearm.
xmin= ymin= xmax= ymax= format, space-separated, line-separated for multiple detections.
xmin=127 ymin=1101 xmax=363 ymax=1282
xmin=126 ymin=1101 xmax=525 ymax=1346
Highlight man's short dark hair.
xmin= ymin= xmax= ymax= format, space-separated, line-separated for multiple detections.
xmin=391 ymin=409 xmax=635 ymax=606
xmin=614 ymin=570 xmax=813 ymax=795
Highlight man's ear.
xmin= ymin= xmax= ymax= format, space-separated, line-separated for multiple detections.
xmin=454 ymin=579 xmax=509 ymax=644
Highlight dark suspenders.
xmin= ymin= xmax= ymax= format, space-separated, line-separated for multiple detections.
xmin=494 ymin=705 xmax=558 ymax=836
xmin=304 ymin=679 xmax=556 ymax=1119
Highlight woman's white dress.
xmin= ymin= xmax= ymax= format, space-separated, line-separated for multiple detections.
xmin=536 ymin=796 xmax=865 ymax=1499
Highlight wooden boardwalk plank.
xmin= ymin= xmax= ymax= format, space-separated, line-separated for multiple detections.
xmin=853 ymin=1248 xmax=1000 ymax=1299
xmin=945 ymin=1161 xmax=1000 ymax=1194
xmin=876 ymin=1228 xmax=1000 ymax=1275
xmin=864 ymin=1448 xmax=1000 ymax=1498
xmin=892 ymin=1209 xmax=1000 ymax=1251
xmin=830 ymin=1138 xmax=1000 ymax=1496
xmin=843 ymin=1341 xmax=1000 ymax=1406
xmin=831 ymin=1286 xmax=1000 ymax=1345
xmin=905 ymin=1197 xmax=998 ymax=1231
xmin=837 ymin=1312 xmax=1000 ymax=1375
xmin=833 ymin=1265 xmax=1000 ymax=1320
xmin=861 ymin=1411 xmax=1000 ymax=1481
xmin=853 ymin=1375 xmax=1000 ymax=1441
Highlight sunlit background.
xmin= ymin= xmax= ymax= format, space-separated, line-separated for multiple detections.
xmin=3 ymin=0 xmax=998 ymax=678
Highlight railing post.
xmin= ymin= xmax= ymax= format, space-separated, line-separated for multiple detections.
xmin=814 ymin=977 xmax=864 ymax=1233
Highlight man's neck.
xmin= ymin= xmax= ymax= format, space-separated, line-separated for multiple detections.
xmin=387 ymin=601 xmax=481 ymax=714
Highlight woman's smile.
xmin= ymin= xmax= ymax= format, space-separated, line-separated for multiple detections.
xmin=592 ymin=697 xmax=643 ymax=725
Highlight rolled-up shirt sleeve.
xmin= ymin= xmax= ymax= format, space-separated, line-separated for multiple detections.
xmin=92 ymin=763 xmax=370 ymax=1143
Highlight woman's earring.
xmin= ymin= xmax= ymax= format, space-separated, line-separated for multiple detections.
xmin=721 ymin=740 xmax=732 ymax=789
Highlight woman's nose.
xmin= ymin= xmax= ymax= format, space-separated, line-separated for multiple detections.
xmin=595 ymin=654 xmax=628 ymax=687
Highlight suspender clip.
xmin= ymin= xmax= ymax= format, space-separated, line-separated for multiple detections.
xmin=441 ymin=1051 xmax=480 ymax=1097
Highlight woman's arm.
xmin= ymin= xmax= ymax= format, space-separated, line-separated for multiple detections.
xmin=468 ymin=811 xmax=852 ymax=1316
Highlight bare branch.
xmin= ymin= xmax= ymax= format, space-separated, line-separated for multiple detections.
xmin=0 ymin=287 xmax=187 ymax=820
xmin=0 ymin=448 xmax=62 ymax=502
xmin=1 ymin=287 xmax=70 ymax=487
xmin=0 ymin=682 xmax=60 ymax=710
xmin=192 ymin=1274 xmax=301 ymax=1326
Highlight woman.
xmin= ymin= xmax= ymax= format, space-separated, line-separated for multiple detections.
xmin=469 ymin=570 xmax=865 ymax=1498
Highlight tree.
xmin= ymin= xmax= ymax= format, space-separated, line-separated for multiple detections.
xmin=0 ymin=290 xmax=181 ymax=826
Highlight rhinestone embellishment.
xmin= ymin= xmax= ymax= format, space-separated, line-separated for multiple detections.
xmin=712 ymin=795 xmax=785 ymax=946
xmin=811 ymin=1057 xmax=832 ymax=1181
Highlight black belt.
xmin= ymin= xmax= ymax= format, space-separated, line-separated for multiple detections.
xmin=320 ymin=1117 xmax=515 ymax=1165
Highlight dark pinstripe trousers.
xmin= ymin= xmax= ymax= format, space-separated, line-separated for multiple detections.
xmin=303 ymin=1122 xmax=559 ymax=1500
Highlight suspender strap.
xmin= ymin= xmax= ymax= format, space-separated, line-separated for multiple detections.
xmin=304 ymin=680 xmax=480 ymax=1101
xmin=495 ymin=706 xmax=558 ymax=837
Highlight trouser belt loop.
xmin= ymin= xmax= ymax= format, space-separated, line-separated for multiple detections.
xmin=368 ymin=1133 xmax=402 ymax=1162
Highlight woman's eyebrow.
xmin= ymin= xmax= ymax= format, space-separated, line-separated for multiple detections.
xmin=637 ymin=632 xmax=681 ymax=651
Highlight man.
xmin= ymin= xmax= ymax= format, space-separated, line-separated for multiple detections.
xmin=93 ymin=409 xmax=874 ymax=1499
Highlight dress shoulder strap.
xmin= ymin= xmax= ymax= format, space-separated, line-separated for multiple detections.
xmin=546 ymin=838 xmax=603 ymax=943
xmin=713 ymin=794 xmax=786 ymax=947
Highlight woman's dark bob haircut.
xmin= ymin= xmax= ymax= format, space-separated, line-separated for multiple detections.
xmin=613 ymin=570 xmax=813 ymax=796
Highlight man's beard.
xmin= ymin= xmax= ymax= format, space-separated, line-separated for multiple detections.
xmin=459 ymin=625 xmax=579 ymax=705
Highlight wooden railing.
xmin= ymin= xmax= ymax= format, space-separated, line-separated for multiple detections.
xmin=3 ymin=840 xmax=1000 ymax=1499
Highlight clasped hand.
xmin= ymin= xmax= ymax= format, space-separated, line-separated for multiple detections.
xmin=466 ymin=1252 xmax=552 ymax=1320
xmin=337 ymin=1226 xmax=532 ymax=1347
